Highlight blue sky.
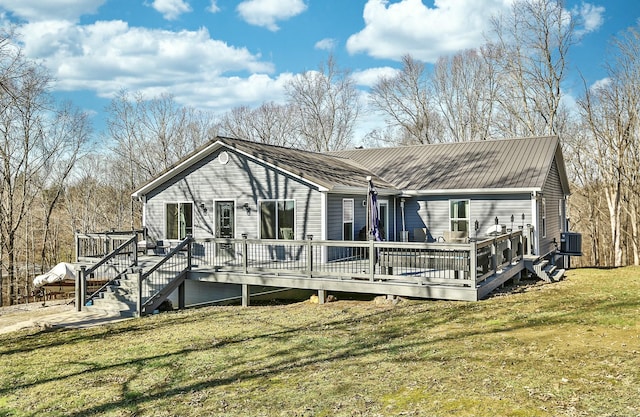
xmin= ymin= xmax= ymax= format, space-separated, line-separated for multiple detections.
xmin=1 ymin=0 xmax=639 ymax=142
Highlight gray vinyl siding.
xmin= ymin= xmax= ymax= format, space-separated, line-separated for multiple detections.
xmin=327 ymin=194 xmax=367 ymax=241
xmin=144 ymin=148 xmax=323 ymax=242
xmin=399 ymin=194 xmax=533 ymax=242
xmin=539 ymin=159 xmax=566 ymax=255
xmin=326 ymin=193 xmax=396 ymax=241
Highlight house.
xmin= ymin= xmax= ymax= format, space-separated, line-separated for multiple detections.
xmin=75 ymin=135 xmax=576 ymax=315
xmin=133 ymin=135 xmax=570 ymax=256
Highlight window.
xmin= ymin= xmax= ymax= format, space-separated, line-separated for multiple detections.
xmin=378 ymin=201 xmax=388 ymax=240
xmin=165 ymin=202 xmax=193 ymax=240
xmin=342 ymin=199 xmax=354 ymax=240
xmin=260 ymin=200 xmax=295 ymax=239
xmin=450 ymin=200 xmax=470 ymax=232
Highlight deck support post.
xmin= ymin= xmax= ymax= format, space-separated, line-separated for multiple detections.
xmin=242 ymin=235 xmax=248 ymax=274
xmin=369 ymin=239 xmax=376 ymax=281
xmin=178 ymin=282 xmax=185 ymax=310
xmin=492 ymin=238 xmax=498 ymax=275
xmin=469 ymin=241 xmax=477 ymax=284
xmin=242 ymin=284 xmax=250 ymax=307
xmin=75 ymin=266 xmax=85 ymax=312
xmin=136 ymin=268 xmax=143 ymax=317
xmin=306 ymin=235 xmax=313 ymax=278
xmin=79 ymin=266 xmax=87 ymax=311
xmin=318 ymin=289 xmax=326 ymax=304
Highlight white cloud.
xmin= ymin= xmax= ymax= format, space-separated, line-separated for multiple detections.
xmin=149 ymin=0 xmax=191 ymax=21
xmin=315 ymin=38 xmax=336 ymax=51
xmin=17 ymin=20 xmax=278 ymax=112
xmin=207 ymin=0 xmax=220 ymax=13
xmin=237 ymin=0 xmax=307 ymax=31
xmin=575 ymin=3 xmax=605 ymax=35
xmin=347 ymin=0 xmax=511 ymax=62
xmin=590 ymin=77 xmax=611 ymax=92
xmin=0 ymin=0 xmax=104 ymax=22
xmin=351 ymin=66 xmax=400 ymax=87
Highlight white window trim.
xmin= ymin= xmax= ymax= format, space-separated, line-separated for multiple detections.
xmin=378 ymin=199 xmax=389 ymax=241
xmin=342 ymin=198 xmax=354 ymax=240
xmin=164 ymin=201 xmax=195 ymax=240
xmin=213 ymin=199 xmax=237 ymax=239
xmin=257 ymin=199 xmax=296 ymax=240
xmin=449 ymin=199 xmax=471 ymax=232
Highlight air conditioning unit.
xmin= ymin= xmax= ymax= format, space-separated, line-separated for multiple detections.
xmin=560 ymin=232 xmax=582 ymax=255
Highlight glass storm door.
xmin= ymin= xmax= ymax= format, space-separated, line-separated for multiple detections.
xmin=215 ymin=201 xmax=235 ymax=238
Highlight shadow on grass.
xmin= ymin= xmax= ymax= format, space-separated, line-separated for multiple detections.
xmin=4 ymin=281 xmax=639 ymax=417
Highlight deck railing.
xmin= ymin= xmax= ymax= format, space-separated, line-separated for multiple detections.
xmin=137 ymin=236 xmax=192 ymax=315
xmin=74 ymin=231 xmax=523 ymax=313
xmin=190 ymin=230 xmax=523 ymax=288
xmin=75 ymin=233 xmax=139 ymax=311
xmin=75 ymin=230 xmax=144 ymax=261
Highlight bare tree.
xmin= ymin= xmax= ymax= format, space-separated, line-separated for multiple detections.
xmin=0 ymin=36 xmax=89 ymax=304
xmin=105 ymin=90 xmax=217 ymax=229
xmin=369 ymin=55 xmax=443 ymax=145
xmin=433 ymin=48 xmax=499 ymax=141
xmin=219 ymin=102 xmax=299 ymax=147
xmin=578 ymin=74 xmax=636 ymax=267
xmin=488 ymin=0 xmax=574 ymax=137
xmin=286 ymin=55 xmax=360 ymax=151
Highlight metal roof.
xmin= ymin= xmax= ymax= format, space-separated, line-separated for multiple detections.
xmin=329 ymin=136 xmax=566 ymax=193
xmin=133 ymin=135 xmax=568 ymax=198
xmin=216 ymin=136 xmax=397 ymax=190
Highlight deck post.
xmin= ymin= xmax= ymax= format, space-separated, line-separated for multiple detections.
xmin=133 ymin=233 xmax=139 ymax=266
xmin=469 ymin=241 xmax=477 ymax=284
xmin=242 ymin=284 xmax=250 ymax=307
xmin=79 ymin=266 xmax=87 ymax=311
xmin=178 ymin=282 xmax=185 ymax=310
xmin=306 ymin=235 xmax=313 ymax=278
xmin=74 ymin=232 xmax=80 ymax=262
xmin=242 ymin=234 xmax=248 ymax=274
xmin=492 ymin=238 xmax=498 ymax=275
xmin=369 ymin=239 xmax=376 ymax=281
xmin=318 ymin=289 xmax=326 ymax=304
xmin=75 ymin=266 xmax=85 ymax=312
xmin=187 ymin=235 xmax=192 ymax=270
xmin=136 ymin=268 xmax=142 ymax=317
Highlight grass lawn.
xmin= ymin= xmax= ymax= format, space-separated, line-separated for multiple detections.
xmin=1 ymin=267 xmax=639 ymax=417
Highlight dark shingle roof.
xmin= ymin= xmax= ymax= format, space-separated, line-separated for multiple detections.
xmin=329 ymin=136 xmax=563 ymax=192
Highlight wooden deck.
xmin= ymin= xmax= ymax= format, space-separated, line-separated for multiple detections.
xmin=75 ymin=231 xmax=528 ymax=312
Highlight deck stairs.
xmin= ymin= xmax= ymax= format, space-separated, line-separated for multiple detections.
xmin=86 ymin=270 xmax=139 ymax=318
xmin=525 ymin=254 xmax=565 ymax=283
xmin=85 ymin=263 xmax=188 ymax=317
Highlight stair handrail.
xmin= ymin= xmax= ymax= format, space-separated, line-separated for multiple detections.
xmin=76 ymin=234 xmax=138 ymax=310
xmin=138 ymin=236 xmax=193 ymax=315
xmin=140 ymin=236 xmax=193 ymax=281
xmin=84 ymin=234 xmax=138 ymax=277
xmin=85 ymin=268 xmax=130 ymax=304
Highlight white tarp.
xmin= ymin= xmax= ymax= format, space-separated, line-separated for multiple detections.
xmin=33 ymin=262 xmax=76 ymax=287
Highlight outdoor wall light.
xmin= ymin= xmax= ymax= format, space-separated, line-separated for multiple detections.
xmin=199 ymin=203 xmax=207 ymax=213
xmin=242 ymin=203 xmax=251 ymax=214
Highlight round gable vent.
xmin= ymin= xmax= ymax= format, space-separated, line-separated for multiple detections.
xmin=218 ymin=151 xmax=229 ymax=165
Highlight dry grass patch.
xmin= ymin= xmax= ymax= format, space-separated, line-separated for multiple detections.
xmin=1 ymin=267 xmax=639 ymax=416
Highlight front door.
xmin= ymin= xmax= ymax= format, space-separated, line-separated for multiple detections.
xmin=215 ymin=201 xmax=235 ymax=239
xmin=215 ymin=201 xmax=235 ymax=256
